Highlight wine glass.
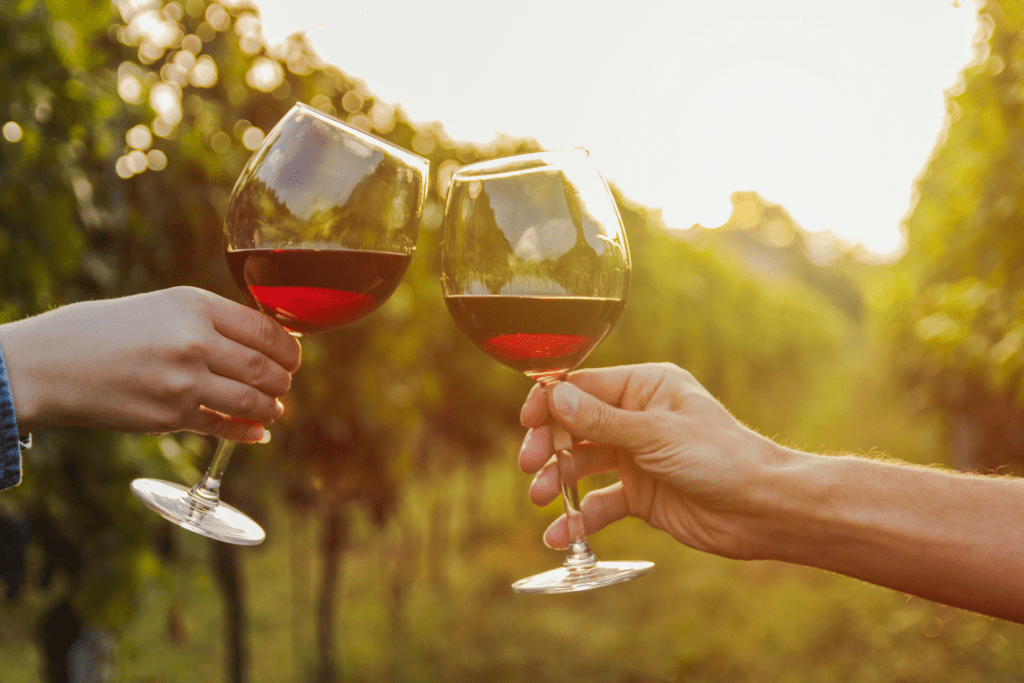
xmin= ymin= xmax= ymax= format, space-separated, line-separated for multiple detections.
xmin=131 ymin=103 xmax=429 ymax=545
xmin=440 ymin=148 xmax=653 ymax=592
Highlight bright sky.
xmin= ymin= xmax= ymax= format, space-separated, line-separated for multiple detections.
xmin=254 ymin=0 xmax=979 ymax=257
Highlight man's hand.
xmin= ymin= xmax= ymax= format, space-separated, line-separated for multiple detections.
xmin=518 ymin=363 xmax=784 ymax=559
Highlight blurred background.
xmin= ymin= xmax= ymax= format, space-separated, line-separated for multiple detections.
xmin=2 ymin=0 xmax=1024 ymax=681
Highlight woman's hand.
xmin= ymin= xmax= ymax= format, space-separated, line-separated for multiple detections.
xmin=0 ymin=287 xmax=301 ymax=443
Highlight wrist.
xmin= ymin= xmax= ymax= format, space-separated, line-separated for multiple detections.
xmin=0 ymin=316 xmax=60 ymax=433
xmin=739 ymin=442 xmax=838 ymax=562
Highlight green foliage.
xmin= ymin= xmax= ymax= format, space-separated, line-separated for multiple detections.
xmin=599 ymin=194 xmax=851 ymax=436
xmin=889 ymin=0 xmax=1024 ymax=470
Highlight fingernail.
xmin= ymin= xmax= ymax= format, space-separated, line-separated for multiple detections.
xmin=275 ymin=399 xmax=285 ymax=415
xmin=543 ymin=520 xmax=561 ymax=549
xmin=553 ymin=383 xmax=580 ymax=417
xmin=257 ymin=429 xmax=272 ymax=444
xmin=530 ymin=468 xmax=546 ymax=494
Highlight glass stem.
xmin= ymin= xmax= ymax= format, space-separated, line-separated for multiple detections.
xmin=189 ymin=437 xmax=236 ymax=507
xmin=543 ymin=382 xmax=596 ymax=570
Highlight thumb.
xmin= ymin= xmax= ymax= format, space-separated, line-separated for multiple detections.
xmin=547 ymin=381 xmax=651 ymax=450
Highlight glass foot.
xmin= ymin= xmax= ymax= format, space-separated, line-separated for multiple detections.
xmin=130 ymin=478 xmax=265 ymax=546
xmin=512 ymin=560 xmax=653 ymax=594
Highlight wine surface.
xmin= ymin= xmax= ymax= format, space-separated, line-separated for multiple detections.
xmin=444 ymin=295 xmax=624 ymax=380
xmin=226 ymin=248 xmax=411 ymax=335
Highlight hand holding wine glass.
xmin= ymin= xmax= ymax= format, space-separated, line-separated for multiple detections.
xmin=0 ymin=286 xmax=300 ymax=441
xmin=131 ymin=103 xmax=428 ymax=544
xmin=518 ymin=364 xmax=770 ymax=559
xmin=440 ymin=149 xmax=652 ymax=592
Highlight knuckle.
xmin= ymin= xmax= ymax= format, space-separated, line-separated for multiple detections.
xmin=159 ymin=371 xmax=196 ymax=402
xmin=588 ymin=401 xmax=616 ymax=438
xmin=166 ymin=328 xmax=209 ymax=364
xmin=235 ymin=385 xmax=265 ymax=418
xmin=278 ymin=369 xmax=293 ymax=394
xmin=660 ymin=362 xmax=690 ymax=382
xmin=246 ymin=350 xmax=269 ymax=384
xmin=166 ymin=286 xmax=205 ymax=310
xmin=255 ymin=313 xmax=278 ymax=348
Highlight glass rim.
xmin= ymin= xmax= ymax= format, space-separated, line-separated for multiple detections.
xmin=451 ymin=148 xmax=592 ymax=181
xmin=288 ymin=101 xmax=430 ymax=172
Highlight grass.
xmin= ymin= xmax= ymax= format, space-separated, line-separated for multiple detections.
xmin=3 ymin=424 xmax=1024 ymax=682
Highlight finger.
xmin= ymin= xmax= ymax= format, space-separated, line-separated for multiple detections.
xmin=546 ymin=381 xmax=655 ymax=452
xmin=198 ymin=373 xmax=285 ymax=424
xmin=209 ymin=297 xmax=302 ymax=373
xmin=542 ymin=481 xmax=630 ymax=549
xmin=561 ymin=366 xmax=645 ymax=408
xmin=188 ymin=407 xmax=272 ymax=443
xmin=520 ymin=382 xmax=550 ymax=427
xmin=518 ymin=425 xmax=553 ymax=474
xmin=566 ymin=363 xmax=701 ymax=409
xmin=206 ymin=336 xmax=293 ymax=397
xmin=528 ymin=443 xmax=620 ymax=506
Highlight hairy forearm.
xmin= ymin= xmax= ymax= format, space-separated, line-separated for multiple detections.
xmin=754 ymin=448 xmax=1024 ymax=622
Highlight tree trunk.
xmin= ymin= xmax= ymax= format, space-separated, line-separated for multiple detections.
xmin=211 ymin=540 xmax=249 ymax=683
xmin=289 ymin=510 xmax=311 ymax=680
xmin=314 ymin=500 xmax=348 ymax=683
xmin=463 ymin=464 xmax=483 ymax=544
xmin=38 ymin=600 xmax=81 ymax=683
xmin=388 ymin=519 xmax=419 ymax=638
xmin=427 ymin=494 xmax=449 ymax=593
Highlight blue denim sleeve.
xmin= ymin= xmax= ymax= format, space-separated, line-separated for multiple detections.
xmin=0 ymin=342 xmax=24 ymax=491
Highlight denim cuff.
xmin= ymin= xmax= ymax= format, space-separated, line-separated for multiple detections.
xmin=0 ymin=342 xmax=24 ymax=490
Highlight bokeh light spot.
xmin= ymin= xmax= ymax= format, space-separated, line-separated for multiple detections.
xmin=34 ymin=100 xmax=52 ymax=124
xmin=368 ymin=102 xmax=395 ymax=134
xmin=172 ymin=49 xmax=196 ymax=71
xmin=115 ymin=155 xmax=133 ymax=178
xmin=127 ymin=150 xmax=149 ymax=174
xmin=147 ymin=149 xmax=168 ymax=171
xmin=72 ymin=176 xmax=93 ymax=201
xmin=190 ymin=55 xmax=218 ymax=88
xmin=152 ymin=117 xmax=175 ymax=138
xmin=149 ymin=82 xmax=183 ymax=126
xmin=126 ymin=124 xmax=153 ymax=150
xmin=346 ymin=112 xmax=370 ymax=132
xmin=240 ymin=35 xmax=261 ymax=55
xmin=181 ymin=34 xmax=202 ymax=53
xmin=118 ymin=72 xmax=144 ymax=104
xmin=245 ymin=57 xmax=284 ymax=92
xmin=196 ymin=21 xmax=216 ymax=42
xmin=2 ymin=122 xmax=23 ymax=143
xmin=242 ymin=126 xmax=265 ymax=150
xmin=341 ymin=90 xmax=364 ymax=113
xmin=210 ymin=130 xmax=231 ymax=152
xmin=411 ymin=131 xmax=435 ymax=156
xmin=163 ymin=2 xmax=183 ymax=21
xmin=205 ymin=3 xmax=230 ymax=31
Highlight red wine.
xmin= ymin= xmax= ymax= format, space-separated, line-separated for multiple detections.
xmin=444 ymin=295 xmax=624 ymax=380
xmin=226 ymin=248 xmax=412 ymax=335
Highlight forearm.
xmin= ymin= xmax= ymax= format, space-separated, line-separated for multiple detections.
xmin=754 ymin=448 xmax=1024 ymax=622
xmin=0 ymin=314 xmax=69 ymax=433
